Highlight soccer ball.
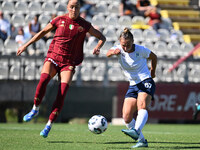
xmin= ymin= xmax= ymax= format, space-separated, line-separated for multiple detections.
xmin=88 ymin=115 xmax=108 ymax=134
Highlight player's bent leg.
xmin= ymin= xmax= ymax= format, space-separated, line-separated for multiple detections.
xmin=121 ymin=97 xmax=139 ymax=140
xmin=131 ymin=139 xmax=148 ymax=148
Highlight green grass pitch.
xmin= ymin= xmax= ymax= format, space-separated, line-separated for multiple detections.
xmin=0 ymin=123 xmax=200 ymax=150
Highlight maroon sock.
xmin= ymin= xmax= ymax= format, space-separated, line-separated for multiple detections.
xmin=49 ymin=83 xmax=69 ymax=122
xmin=34 ymin=73 xmax=51 ymax=106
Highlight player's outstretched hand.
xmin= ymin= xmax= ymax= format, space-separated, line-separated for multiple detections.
xmin=93 ymin=47 xmax=100 ymax=55
xmin=16 ymin=45 xmax=26 ymax=56
xmin=113 ymin=48 xmax=121 ymax=55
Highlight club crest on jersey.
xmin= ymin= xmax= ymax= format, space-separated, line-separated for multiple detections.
xmin=136 ymin=53 xmax=139 ymax=57
xmin=78 ymin=26 xmax=83 ymax=32
xmin=69 ymin=24 xmax=74 ymax=30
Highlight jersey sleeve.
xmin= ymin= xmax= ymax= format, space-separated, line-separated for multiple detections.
xmin=84 ymin=20 xmax=92 ymax=32
xmin=50 ymin=16 xmax=60 ymax=27
xmin=141 ymin=46 xmax=151 ymax=58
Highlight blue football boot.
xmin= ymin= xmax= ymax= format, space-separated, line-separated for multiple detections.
xmin=131 ymin=139 xmax=148 ymax=148
xmin=40 ymin=125 xmax=51 ymax=138
xmin=23 ymin=109 xmax=39 ymax=122
xmin=121 ymin=128 xmax=139 ymax=140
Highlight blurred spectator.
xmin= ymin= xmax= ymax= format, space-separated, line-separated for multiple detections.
xmin=10 ymin=24 xmax=18 ymax=40
xmin=29 ymin=15 xmax=41 ymax=50
xmin=136 ymin=0 xmax=154 ymax=17
xmin=43 ymin=13 xmax=57 ymax=42
xmin=80 ymin=0 xmax=95 ymax=19
xmin=120 ymin=0 xmax=138 ymax=17
xmin=144 ymin=6 xmax=161 ymax=31
xmin=0 ymin=11 xmax=11 ymax=41
xmin=29 ymin=15 xmax=41 ymax=37
xmin=145 ymin=7 xmax=172 ymax=31
xmin=15 ymin=27 xmax=26 ymax=47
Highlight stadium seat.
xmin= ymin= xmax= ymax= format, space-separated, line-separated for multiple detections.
xmin=157 ymin=29 xmax=171 ymax=42
xmin=143 ymin=29 xmax=158 ymax=42
xmin=24 ymin=64 xmax=36 ymax=80
xmin=11 ymin=13 xmax=25 ymax=27
xmin=3 ymin=12 xmax=11 ymax=22
xmin=94 ymin=2 xmax=108 ymax=15
xmin=188 ymin=63 xmax=200 ymax=83
xmin=103 ymin=27 xmax=117 ymax=41
xmin=108 ymin=66 xmax=124 ymax=81
xmin=0 ymin=60 xmax=9 ymax=80
xmin=132 ymin=16 xmax=145 ymax=25
xmin=154 ymin=41 xmax=168 ymax=58
xmin=118 ymin=16 xmax=132 ymax=28
xmin=38 ymin=14 xmax=51 ymax=25
xmin=42 ymin=2 xmax=55 ymax=14
xmin=25 ymin=14 xmax=35 ymax=24
xmin=81 ymin=65 xmax=93 ymax=81
xmin=4 ymin=39 xmax=18 ymax=55
xmin=107 ymin=2 xmax=119 ymax=15
xmin=1 ymin=1 xmax=15 ymax=13
xmin=91 ymin=14 xmax=105 ymax=28
xmin=180 ymin=42 xmax=194 ymax=55
xmin=9 ymin=63 xmax=21 ymax=80
xmin=55 ymin=2 xmax=67 ymax=12
xmin=162 ymin=61 xmax=173 ymax=82
xmin=131 ymin=29 xmax=143 ymax=43
xmin=141 ymin=41 xmax=154 ymax=51
xmin=0 ymin=39 xmax=4 ymax=55
xmin=105 ymin=15 xmax=119 ymax=28
xmin=92 ymin=65 xmax=106 ymax=81
xmin=28 ymin=2 xmax=42 ymax=14
xmin=167 ymin=42 xmax=181 ymax=58
xmin=15 ymin=1 xmax=28 ymax=14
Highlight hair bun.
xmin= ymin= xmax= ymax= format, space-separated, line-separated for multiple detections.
xmin=124 ymin=28 xmax=130 ymax=33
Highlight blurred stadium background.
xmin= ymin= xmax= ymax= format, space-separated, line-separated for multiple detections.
xmin=0 ymin=0 xmax=200 ymax=124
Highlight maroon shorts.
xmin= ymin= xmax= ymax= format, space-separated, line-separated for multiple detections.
xmin=44 ymin=57 xmax=76 ymax=73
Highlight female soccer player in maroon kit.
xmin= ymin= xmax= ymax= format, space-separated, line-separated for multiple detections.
xmin=17 ymin=0 xmax=106 ymax=138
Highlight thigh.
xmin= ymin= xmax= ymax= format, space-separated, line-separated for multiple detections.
xmin=60 ymin=70 xmax=74 ymax=85
xmin=122 ymin=97 xmax=137 ymax=119
xmin=137 ymin=92 xmax=152 ymax=110
xmin=41 ymin=61 xmax=57 ymax=78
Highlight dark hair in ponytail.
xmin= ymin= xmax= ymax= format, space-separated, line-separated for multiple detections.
xmin=119 ymin=28 xmax=134 ymax=41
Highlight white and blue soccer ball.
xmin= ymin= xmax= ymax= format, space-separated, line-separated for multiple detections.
xmin=88 ymin=115 xmax=108 ymax=134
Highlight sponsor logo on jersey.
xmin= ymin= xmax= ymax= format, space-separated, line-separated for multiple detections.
xmin=69 ymin=24 xmax=74 ymax=30
xmin=78 ymin=26 xmax=83 ymax=32
xmin=60 ymin=21 xmax=65 ymax=27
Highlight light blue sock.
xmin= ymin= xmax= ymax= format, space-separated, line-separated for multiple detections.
xmin=197 ymin=105 xmax=200 ymax=111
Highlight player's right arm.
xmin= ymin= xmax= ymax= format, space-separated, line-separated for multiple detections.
xmin=106 ymin=48 xmax=121 ymax=57
xmin=17 ymin=23 xmax=55 ymax=56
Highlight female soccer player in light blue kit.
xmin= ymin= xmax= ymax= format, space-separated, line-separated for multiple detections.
xmin=107 ymin=28 xmax=157 ymax=148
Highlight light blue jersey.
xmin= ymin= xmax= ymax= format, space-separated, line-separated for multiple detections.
xmin=111 ymin=44 xmax=151 ymax=85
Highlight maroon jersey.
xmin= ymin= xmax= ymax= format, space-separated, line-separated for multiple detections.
xmin=47 ymin=14 xmax=91 ymax=65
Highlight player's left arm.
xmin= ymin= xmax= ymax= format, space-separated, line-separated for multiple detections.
xmin=88 ymin=26 xmax=106 ymax=55
xmin=148 ymin=51 xmax=157 ymax=78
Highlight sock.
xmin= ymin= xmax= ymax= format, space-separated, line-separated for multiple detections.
xmin=32 ymin=104 xmax=39 ymax=111
xmin=135 ymin=109 xmax=148 ymax=134
xmin=124 ymin=118 xmax=145 ymax=142
xmin=34 ymin=73 xmax=51 ymax=106
xmin=197 ymin=105 xmax=200 ymax=111
xmin=46 ymin=120 xmax=53 ymax=128
xmin=125 ymin=119 xmax=135 ymax=129
xmin=49 ymin=83 xmax=69 ymax=122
